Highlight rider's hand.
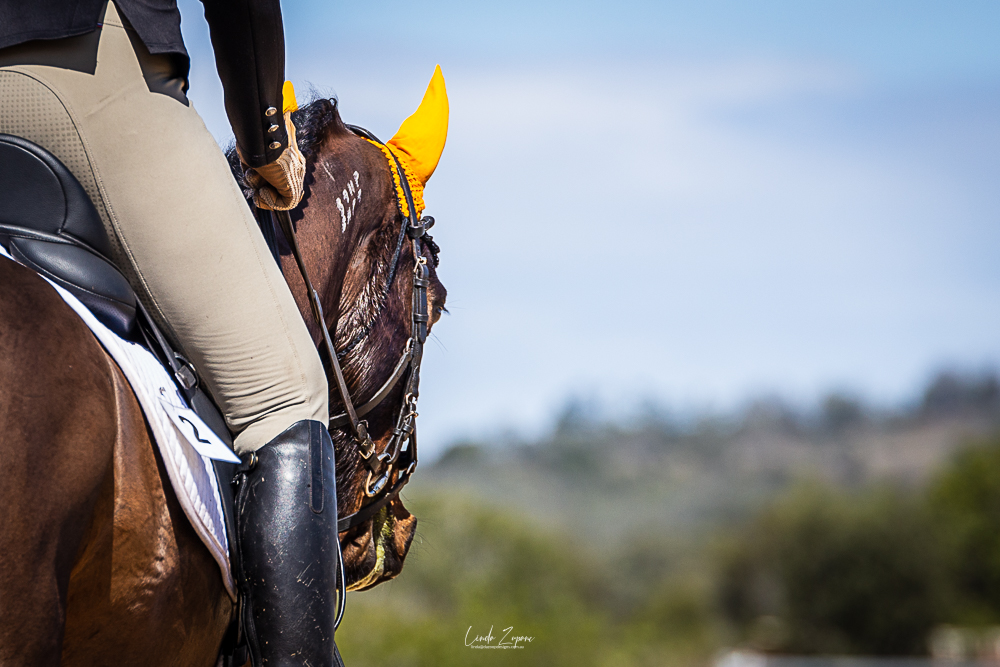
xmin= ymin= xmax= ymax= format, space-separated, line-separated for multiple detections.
xmin=241 ymin=112 xmax=305 ymax=211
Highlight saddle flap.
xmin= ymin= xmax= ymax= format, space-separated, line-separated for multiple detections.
xmin=9 ymin=238 xmax=136 ymax=337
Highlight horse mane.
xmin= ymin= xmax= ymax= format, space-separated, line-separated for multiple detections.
xmin=225 ymin=97 xmax=348 ymax=192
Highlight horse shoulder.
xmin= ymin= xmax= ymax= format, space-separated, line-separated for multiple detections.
xmin=0 ymin=257 xmax=231 ymax=665
xmin=62 ymin=351 xmax=233 ymax=666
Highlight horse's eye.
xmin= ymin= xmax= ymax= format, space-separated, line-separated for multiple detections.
xmin=429 ymin=304 xmax=447 ymax=326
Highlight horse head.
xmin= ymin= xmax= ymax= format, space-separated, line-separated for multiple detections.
xmin=265 ymin=69 xmax=449 ymax=591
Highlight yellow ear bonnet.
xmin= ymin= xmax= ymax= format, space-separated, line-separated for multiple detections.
xmin=387 ymin=65 xmax=449 ymax=185
xmin=282 ymin=80 xmax=298 ymax=113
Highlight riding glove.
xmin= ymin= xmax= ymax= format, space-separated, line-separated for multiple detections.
xmin=240 ymin=111 xmax=305 ymax=211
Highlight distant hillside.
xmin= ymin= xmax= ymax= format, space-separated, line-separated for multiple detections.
xmin=343 ymin=372 xmax=1000 ymax=666
xmin=409 ymin=371 xmax=1000 ymax=543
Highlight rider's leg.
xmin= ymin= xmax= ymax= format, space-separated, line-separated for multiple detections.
xmin=0 ymin=2 xmax=327 ymax=454
xmin=234 ymin=421 xmax=346 ymax=667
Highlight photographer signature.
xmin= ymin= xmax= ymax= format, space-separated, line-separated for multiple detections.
xmin=465 ymin=625 xmax=534 ymax=649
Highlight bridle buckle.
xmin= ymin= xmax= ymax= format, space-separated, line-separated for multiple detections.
xmin=365 ymin=464 xmax=393 ymax=498
xmin=356 ymin=420 xmax=376 ymax=460
xmin=406 ymin=216 xmax=435 ymax=239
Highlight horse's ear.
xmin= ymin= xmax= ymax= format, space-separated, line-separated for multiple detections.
xmin=387 ymin=65 xmax=448 ymax=185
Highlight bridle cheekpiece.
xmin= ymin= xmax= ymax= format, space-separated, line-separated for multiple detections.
xmin=271 ymin=123 xmax=434 ymax=536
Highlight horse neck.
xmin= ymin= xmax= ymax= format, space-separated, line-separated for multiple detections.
xmin=281 ymin=201 xmax=357 ymax=341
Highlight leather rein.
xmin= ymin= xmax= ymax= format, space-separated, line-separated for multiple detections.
xmin=271 ymin=124 xmax=432 ymax=535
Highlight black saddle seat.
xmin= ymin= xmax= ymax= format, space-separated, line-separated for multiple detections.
xmin=0 ymin=134 xmax=137 ymax=337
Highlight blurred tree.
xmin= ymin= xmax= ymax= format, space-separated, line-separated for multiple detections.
xmin=336 ymin=494 xmax=608 ymax=666
xmin=433 ymin=442 xmax=485 ymax=470
xmin=741 ymin=397 xmax=802 ymax=435
xmin=921 ymin=371 xmax=1000 ymax=418
xmin=634 ymin=574 xmax=719 ymax=650
xmin=553 ymin=395 xmax=602 ymax=436
xmin=820 ymin=393 xmax=866 ymax=434
xmin=928 ymin=434 xmax=1000 ymax=624
xmin=719 ymin=484 xmax=948 ymax=655
xmin=337 ymin=493 xmax=726 ymax=667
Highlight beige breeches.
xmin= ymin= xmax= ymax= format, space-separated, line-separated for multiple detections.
xmin=0 ymin=3 xmax=328 ymax=453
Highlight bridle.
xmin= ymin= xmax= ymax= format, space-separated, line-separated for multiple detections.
xmin=271 ymin=123 xmax=433 ymax=536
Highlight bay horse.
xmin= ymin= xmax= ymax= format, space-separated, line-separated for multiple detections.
xmin=0 ymin=82 xmax=448 ymax=665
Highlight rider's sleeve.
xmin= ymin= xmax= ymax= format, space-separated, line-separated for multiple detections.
xmin=200 ymin=0 xmax=288 ymax=169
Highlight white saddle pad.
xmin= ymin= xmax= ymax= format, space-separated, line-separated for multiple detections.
xmin=1 ymin=247 xmax=237 ymax=601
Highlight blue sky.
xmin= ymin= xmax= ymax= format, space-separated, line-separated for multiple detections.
xmin=177 ymin=1 xmax=1000 ymax=453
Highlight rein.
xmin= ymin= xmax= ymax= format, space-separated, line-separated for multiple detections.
xmin=272 ymin=124 xmax=432 ymax=534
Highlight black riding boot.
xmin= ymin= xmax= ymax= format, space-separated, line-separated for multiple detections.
xmin=234 ymin=420 xmax=346 ymax=667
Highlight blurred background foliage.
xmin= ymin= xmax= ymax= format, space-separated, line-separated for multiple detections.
xmin=336 ymin=370 xmax=1000 ymax=665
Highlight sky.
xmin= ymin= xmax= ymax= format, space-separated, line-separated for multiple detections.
xmin=177 ymin=0 xmax=1000 ymax=455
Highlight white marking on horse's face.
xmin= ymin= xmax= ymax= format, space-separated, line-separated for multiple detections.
xmin=335 ymin=172 xmax=363 ymax=233
xmin=322 ymin=161 xmax=336 ymax=183
xmin=336 ymin=198 xmax=346 ymax=231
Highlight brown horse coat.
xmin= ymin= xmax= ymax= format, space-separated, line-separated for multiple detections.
xmin=0 ymin=257 xmax=231 ymax=666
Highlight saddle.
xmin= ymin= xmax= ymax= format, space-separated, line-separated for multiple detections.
xmin=0 ymin=134 xmax=247 ymax=665
xmin=0 ymin=134 xmax=137 ymax=336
